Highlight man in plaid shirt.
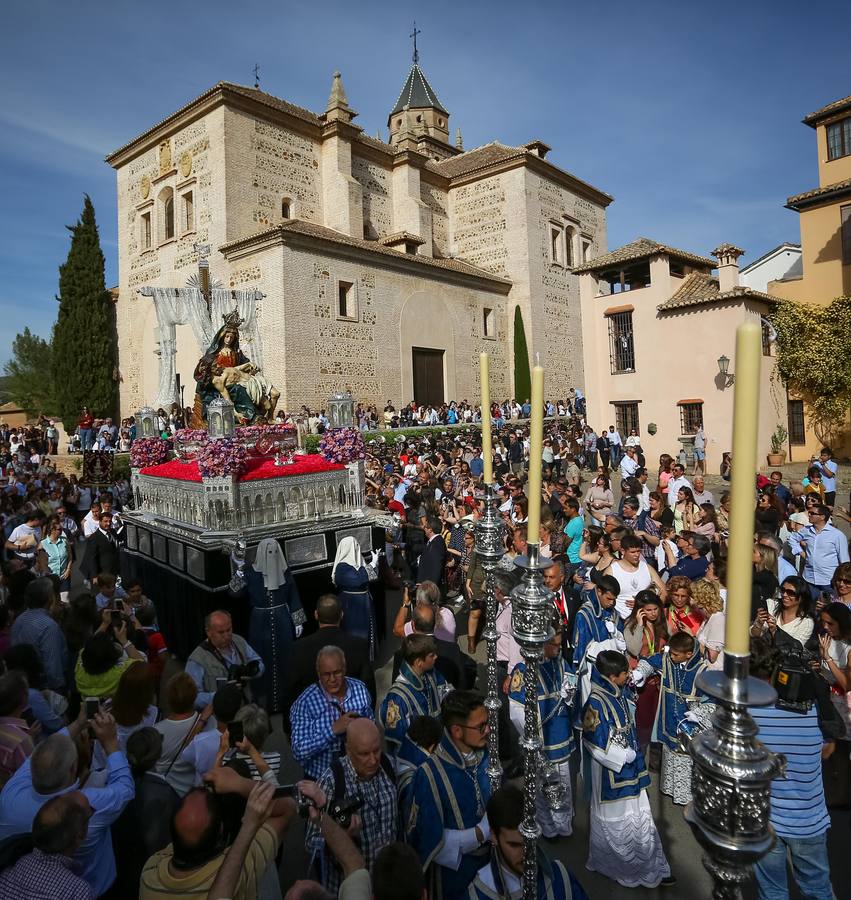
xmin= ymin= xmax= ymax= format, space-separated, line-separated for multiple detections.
xmin=289 ymin=645 xmax=374 ymax=780
xmin=305 ymin=718 xmax=399 ymax=894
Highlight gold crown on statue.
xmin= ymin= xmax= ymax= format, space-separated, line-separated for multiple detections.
xmin=222 ymin=308 xmax=245 ymax=330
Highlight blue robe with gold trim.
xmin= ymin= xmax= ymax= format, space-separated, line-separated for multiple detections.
xmin=380 ymin=661 xmax=446 ymax=757
xmin=508 ymin=656 xmax=576 ymax=763
xmin=407 ymin=732 xmax=492 ymax=899
xmin=638 ymin=648 xmax=709 ymax=751
xmin=581 ymin=668 xmax=650 ymax=802
xmin=467 ymin=847 xmax=588 ymax=899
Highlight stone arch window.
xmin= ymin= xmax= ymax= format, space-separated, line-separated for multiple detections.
xmin=158 ymin=187 xmax=175 ymax=242
xmin=281 ymin=197 xmax=293 ymax=219
xmin=564 ymin=225 xmax=576 ymax=268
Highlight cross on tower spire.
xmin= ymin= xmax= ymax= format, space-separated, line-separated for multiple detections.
xmin=410 ymin=22 xmax=421 ymax=64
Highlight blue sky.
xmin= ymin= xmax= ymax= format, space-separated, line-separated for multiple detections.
xmin=1 ymin=0 xmax=848 ymax=365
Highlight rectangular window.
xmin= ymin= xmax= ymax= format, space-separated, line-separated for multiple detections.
xmin=141 ymin=212 xmax=151 ymax=250
xmin=761 ymin=321 xmax=773 ymax=356
xmin=788 ymin=399 xmax=805 ymax=445
xmin=182 ymin=191 xmax=194 ymax=233
xmin=607 ymin=311 xmax=635 ymax=373
xmin=337 ymin=280 xmax=356 ymax=319
xmin=581 ymin=239 xmax=592 ymax=263
xmin=550 ymin=227 xmax=562 ymax=265
xmin=612 ymin=402 xmax=640 ymax=436
xmin=565 ymin=228 xmax=574 ymax=268
xmin=827 ymin=118 xmax=851 ymax=161
xmin=483 ymin=307 xmax=495 ymax=338
xmin=679 ymin=402 xmax=704 ymax=435
xmin=842 ymin=205 xmax=851 ymax=265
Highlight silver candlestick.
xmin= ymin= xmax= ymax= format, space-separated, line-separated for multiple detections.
xmin=683 ymin=652 xmax=786 ymax=900
xmin=511 ymin=542 xmax=553 ymax=900
xmin=474 ymin=482 xmax=506 ymax=792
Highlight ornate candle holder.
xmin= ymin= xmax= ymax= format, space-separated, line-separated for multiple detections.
xmin=474 ymin=482 xmax=507 ymax=792
xmin=683 ymin=652 xmax=786 ymax=900
xmin=510 ymin=542 xmax=554 ymax=900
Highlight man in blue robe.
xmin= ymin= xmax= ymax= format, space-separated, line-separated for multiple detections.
xmin=581 ymin=651 xmax=672 ymax=888
xmin=468 ymin=784 xmax=588 ymax=900
xmin=407 ymin=690 xmax=492 ymax=898
xmin=380 ymin=634 xmax=448 ymax=758
xmin=634 ymin=631 xmax=713 ymax=805
xmin=509 ymin=628 xmax=577 ymax=836
xmin=572 ymin=575 xmax=625 ymax=709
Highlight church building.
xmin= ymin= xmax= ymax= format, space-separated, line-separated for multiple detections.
xmin=107 ymin=54 xmax=611 ymax=416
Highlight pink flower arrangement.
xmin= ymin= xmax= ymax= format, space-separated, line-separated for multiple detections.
xmin=130 ymin=437 xmax=172 ymax=468
xmin=197 ymin=437 xmax=248 ymax=479
xmin=319 ymin=427 xmax=366 ymax=464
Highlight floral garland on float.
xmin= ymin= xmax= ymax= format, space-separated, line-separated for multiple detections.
xmin=319 ymin=427 xmax=366 ymax=465
xmin=196 ymin=437 xmax=248 ymax=479
xmin=130 ymin=436 xmax=172 ymax=468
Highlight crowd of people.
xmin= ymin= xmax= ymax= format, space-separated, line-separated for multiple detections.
xmin=0 ymin=400 xmax=845 ymax=898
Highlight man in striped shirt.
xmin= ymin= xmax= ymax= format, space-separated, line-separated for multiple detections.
xmin=749 ymin=638 xmax=835 ymax=900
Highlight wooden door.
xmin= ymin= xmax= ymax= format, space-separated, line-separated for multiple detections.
xmin=412 ymin=347 xmax=445 ymax=407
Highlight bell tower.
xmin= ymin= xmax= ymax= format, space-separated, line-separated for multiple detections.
xmin=387 ymin=24 xmax=451 ymax=149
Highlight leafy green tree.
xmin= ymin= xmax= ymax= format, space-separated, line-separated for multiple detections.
xmin=771 ymin=295 xmax=851 ymax=442
xmin=2 ymin=328 xmax=57 ymax=415
xmin=52 ymin=196 xmax=117 ymax=427
xmin=513 ymin=306 xmax=531 ymax=402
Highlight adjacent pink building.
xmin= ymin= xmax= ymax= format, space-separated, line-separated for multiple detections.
xmin=577 ymin=238 xmax=783 ymax=474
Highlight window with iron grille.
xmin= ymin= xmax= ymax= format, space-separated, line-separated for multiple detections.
xmin=761 ymin=321 xmax=773 ymax=356
xmin=679 ymin=402 xmax=703 ymax=435
xmin=607 ymin=312 xmax=635 ymax=373
xmin=827 ymin=118 xmax=851 ymax=161
xmin=788 ymin=399 xmax=805 ymax=445
xmin=612 ymin=402 xmax=639 ymax=436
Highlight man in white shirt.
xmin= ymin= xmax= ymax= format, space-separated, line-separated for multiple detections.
xmin=619 ymin=445 xmax=640 ymax=481
xmin=692 ymin=475 xmax=714 ymax=507
xmin=5 ymin=511 xmax=43 ymax=567
xmin=608 ymin=426 xmax=623 ymax=468
xmin=667 ymin=463 xmax=692 ymax=507
xmin=82 ymin=501 xmax=103 ymax=539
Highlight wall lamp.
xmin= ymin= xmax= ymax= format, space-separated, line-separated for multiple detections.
xmin=717 ymin=354 xmax=735 ymax=387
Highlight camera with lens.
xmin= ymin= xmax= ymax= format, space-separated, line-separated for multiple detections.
xmin=773 ymin=644 xmax=818 ymax=714
xmin=229 ymin=659 xmax=261 ymax=682
xmin=325 ymin=796 xmax=363 ymax=829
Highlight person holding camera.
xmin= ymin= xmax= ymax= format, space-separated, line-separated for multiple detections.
xmin=305 ymin=717 xmax=399 ymax=895
xmin=185 ymin=610 xmax=264 ymax=709
xmin=139 ymin=762 xmax=301 ymax=899
xmin=748 ymin=637 xmax=835 ymax=900
xmin=750 ymin=576 xmax=815 ymax=648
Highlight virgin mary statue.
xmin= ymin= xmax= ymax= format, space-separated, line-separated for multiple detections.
xmin=192 ymin=309 xmax=279 ymax=425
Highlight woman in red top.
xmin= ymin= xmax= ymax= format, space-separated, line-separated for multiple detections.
xmin=665 ymin=575 xmax=704 ymax=636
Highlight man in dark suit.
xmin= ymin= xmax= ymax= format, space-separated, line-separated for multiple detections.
xmin=80 ymin=511 xmax=121 ymax=581
xmin=391 ymin=604 xmax=476 ymax=690
xmin=286 ymin=594 xmax=376 ymax=713
xmin=417 ymin=516 xmax=446 ymax=588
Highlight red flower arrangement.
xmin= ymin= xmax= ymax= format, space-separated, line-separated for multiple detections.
xmin=319 ymin=427 xmax=366 ymax=464
xmin=130 ymin=437 xmax=172 ymax=468
xmin=174 ymin=428 xmax=209 ymax=443
xmin=236 ymin=423 xmax=297 ymax=441
xmin=196 ymin=437 xmax=248 ymax=479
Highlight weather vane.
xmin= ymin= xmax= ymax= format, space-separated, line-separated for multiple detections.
xmin=410 ymin=22 xmax=421 ymax=64
xmin=253 ymin=63 xmax=261 ymax=89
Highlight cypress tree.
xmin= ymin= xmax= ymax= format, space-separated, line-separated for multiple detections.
xmin=52 ymin=196 xmax=117 ymax=427
xmin=513 ymin=305 xmax=531 ymax=402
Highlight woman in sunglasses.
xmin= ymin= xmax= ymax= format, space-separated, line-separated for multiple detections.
xmin=750 ymin=575 xmax=814 ymax=648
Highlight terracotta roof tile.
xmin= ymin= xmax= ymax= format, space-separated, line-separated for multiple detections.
xmin=786 ymin=177 xmax=851 ymax=209
xmin=803 ymin=94 xmax=851 ymax=127
xmin=219 ymin=220 xmax=511 ymax=288
xmin=573 ymin=237 xmax=716 ymax=274
xmin=432 ymin=142 xmax=527 ymax=178
xmin=656 ymin=271 xmax=778 ymax=311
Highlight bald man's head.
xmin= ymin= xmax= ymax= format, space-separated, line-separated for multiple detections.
xmin=170 ymin=788 xmax=225 ymax=870
xmin=32 ymin=793 xmax=90 ymax=856
xmin=346 ymin=718 xmax=381 ymax=780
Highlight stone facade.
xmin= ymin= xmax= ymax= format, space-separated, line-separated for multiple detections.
xmin=107 ymin=74 xmax=611 ymax=415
